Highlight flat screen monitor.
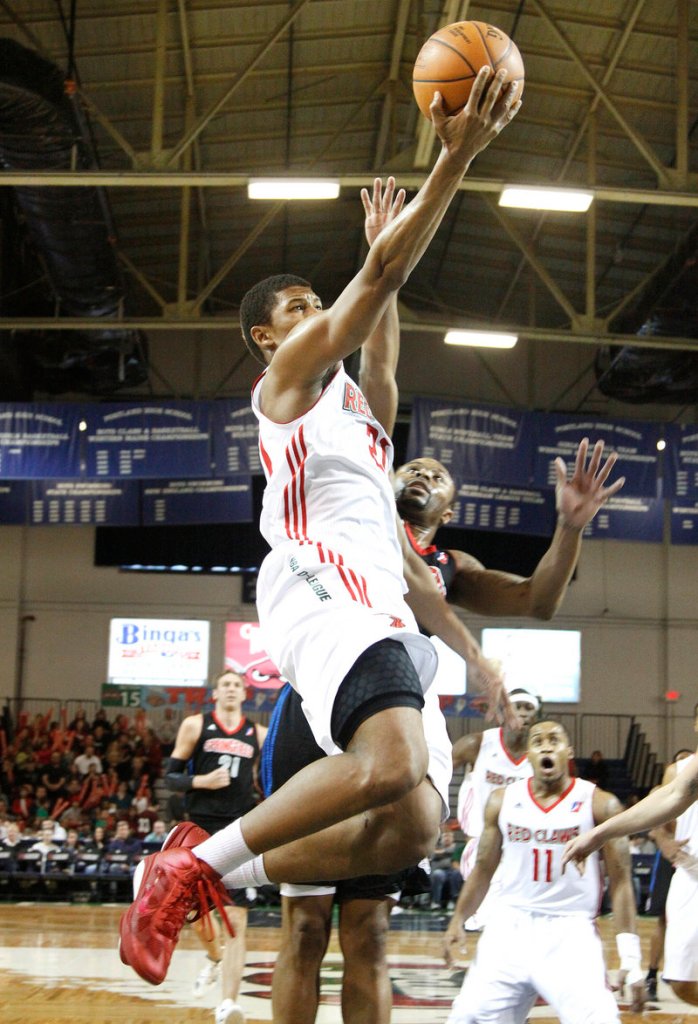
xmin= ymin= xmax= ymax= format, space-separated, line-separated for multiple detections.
xmin=107 ymin=617 xmax=210 ymax=686
xmin=481 ymin=627 xmax=581 ymax=703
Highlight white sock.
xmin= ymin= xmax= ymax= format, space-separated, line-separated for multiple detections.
xmin=193 ymin=819 xmax=256 ymax=876
xmin=220 ymin=854 xmax=270 ymax=890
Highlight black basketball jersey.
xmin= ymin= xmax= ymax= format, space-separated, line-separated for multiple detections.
xmin=185 ymin=711 xmax=260 ymax=825
xmin=403 ymin=521 xmax=457 ymax=609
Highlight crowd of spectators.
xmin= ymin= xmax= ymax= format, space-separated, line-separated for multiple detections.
xmin=0 ymin=706 xmax=169 ymax=887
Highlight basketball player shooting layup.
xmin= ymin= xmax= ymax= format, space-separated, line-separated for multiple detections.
xmin=119 ymin=67 xmax=521 ymax=986
xmin=444 ymin=720 xmax=645 ymax=1023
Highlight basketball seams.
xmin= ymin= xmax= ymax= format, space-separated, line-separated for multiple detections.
xmin=429 ymin=37 xmax=478 ymax=76
xmin=474 ymin=21 xmax=513 ymax=72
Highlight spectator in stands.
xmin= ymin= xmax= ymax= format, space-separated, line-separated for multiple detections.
xmin=34 ymin=738 xmax=53 ymax=767
xmin=92 ymin=708 xmax=113 ymax=736
xmin=91 ymin=724 xmax=109 ymax=756
xmin=34 ymin=785 xmax=52 ymax=821
xmin=583 ymin=749 xmax=609 ymax=789
xmin=68 ymin=708 xmax=89 ymax=733
xmin=430 ymin=824 xmax=463 ymax=910
xmin=11 ymin=783 xmax=34 ymax=822
xmin=30 ymin=820 xmax=60 ymax=871
xmin=113 ymin=781 xmax=133 ymax=813
xmin=1 ymin=820 xmax=23 ymax=851
xmin=73 ymin=743 xmax=103 ymax=777
xmin=144 ymin=820 xmax=168 ymax=846
xmin=41 ymin=750 xmax=68 ymax=801
xmin=103 ymin=819 xmax=141 ymax=876
xmin=81 ymin=824 xmax=107 ymax=876
xmin=1 ymin=757 xmax=15 ymax=800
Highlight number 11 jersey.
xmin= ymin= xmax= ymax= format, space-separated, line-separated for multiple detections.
xmin=497 ymin=777 xmax=602 ymax=917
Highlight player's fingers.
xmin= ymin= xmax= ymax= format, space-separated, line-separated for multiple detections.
xmin=429 ymin=90 xmax=447 ymax=128
xmin=585 ymin=439 xmax=604 ymax=478
xmin=393 ymin=188 xmax=406 ymax=216
xmin=573 ymin=437 xmax=589 ymax=478
xmin=372 ymin=176 xmax=383 ymax=207
xmin=382 ymin=176 xmax=395 ymax=210
xmin=360 ymin=187 xmax=371 ymax=216
xmin=465 ymin=66 xmax=492 ymax=113
xmin=599 ymin=476 xmax=625 ymax=500
xmin=478 ymin=68 xmax=506 ymax=117
xmin=554 ymin=456 xmax=568 ymax=486
xmin=592 ymin=450 xmax=618 ymax=486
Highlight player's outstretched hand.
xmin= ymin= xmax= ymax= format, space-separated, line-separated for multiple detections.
xmin=361 ymin=176 xmax=406 ymax=247
xmin=561 ymin=826 xmax=604 ymax=874
xmin=443 ymin=920 xmax=469 ymax=969
xmin=430 ymin=66 xmax=521 ymax=165
xmin=469 ymin=656 xmax=515 ymax=728
xmin=554 ymin=438 xmax=626 ymax=531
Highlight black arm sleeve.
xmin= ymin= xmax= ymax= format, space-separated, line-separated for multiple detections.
xmin=164 ymin=756 xmax=194 ymax=792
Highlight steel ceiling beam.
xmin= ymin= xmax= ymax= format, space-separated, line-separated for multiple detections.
xmin=164 ymin=0 xmax=313 ymax=168
xmin=1 ymin=171 xmax=696 ymax=207
xmin=0 ymin=316 xmax=696 ymax=352
xmin=372 ymin=0 xmax=412 ymax=168
xmin=529 ymin=0 xmax=672 ymax=187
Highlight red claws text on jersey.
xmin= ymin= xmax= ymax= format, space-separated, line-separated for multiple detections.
xmin=342 ymin=382 xmax=372 ymax=418
xmin=506 ymin=824 xmax=581 ymax=844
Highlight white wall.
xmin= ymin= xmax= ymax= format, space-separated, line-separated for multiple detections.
xmin=1 ymin=524 xmax=696 ymax=761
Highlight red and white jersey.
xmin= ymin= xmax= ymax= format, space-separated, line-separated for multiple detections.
xmin=465 ymin=727 xmax=533 ymax=838
xmin=497 ymin=777 xmax=602 ymax=917
xmin=252 ymin=364 xmax=403 ymax=584
xmin=674 ymin=753 xmax=698 ymax=859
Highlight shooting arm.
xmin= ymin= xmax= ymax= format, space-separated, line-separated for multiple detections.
xmin=267 ymin=72 xmax=518 ymax=388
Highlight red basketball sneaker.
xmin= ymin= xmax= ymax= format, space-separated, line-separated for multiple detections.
xmin=119 ymin=846 xmax=230 ymax=985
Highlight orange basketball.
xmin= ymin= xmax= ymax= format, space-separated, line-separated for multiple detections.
xmin=413 ymin=20 xmax=524 ymax=119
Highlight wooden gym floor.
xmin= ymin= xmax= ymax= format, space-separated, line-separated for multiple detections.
xmin=0 ymin=903 xmax=695 ymax=1023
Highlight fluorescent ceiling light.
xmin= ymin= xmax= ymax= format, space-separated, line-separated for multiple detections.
xmin=248 ymin=179 xmax=340 ymax=200
xmin=499 ymin=186 xmax=594 ymax=212
xmin=445 ymin=330 xmax=518 ymax=349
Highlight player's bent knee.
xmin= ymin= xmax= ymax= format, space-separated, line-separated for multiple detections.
xmin=286 ymin=910 xmax=331 ymax=968
xmin=669 ymin=981 xmax=698 ymax=1006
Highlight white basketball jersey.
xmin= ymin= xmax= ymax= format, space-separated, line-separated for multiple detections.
xmin=252 ymin=365 xmax=403 ymax=583
xmin=465 ymin=727 xmax=533 ymax=837
xmin=674 ymin=753 xmax=698 ymax=858
xmin=497 ymin=777 xmax=602 ymax=917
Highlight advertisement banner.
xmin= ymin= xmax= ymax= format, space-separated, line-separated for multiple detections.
xmin=210 ymin=399 xmax=262 ymax=475
xmin=142 ymin=476 xmax=252 ymax=525
xmin=533 ymin=413 xmax=660 ymax=497
xmin=30 ymin=480 xmax=140 ymax=525
xmin=0 ymin=403 xmax=82 ymax=478
xmin=107 ymin=618 xmax=210 ymax=686
xmin=670 ymin=500 xmax=698 ymax=544
xmin=0 ymin=481 xmax=27 ymax=523
xmin=406 ymin=397 xmax=534 ymax=485
xmin=582 ymin=494 xmax=664 ymax=541
xmin=84 ymin=402 xmax=211 ymax=478
xmin=449 ymin=482 xmax=555 ymax=536
xmin=664 ymin=423 xmax=698 ymax=499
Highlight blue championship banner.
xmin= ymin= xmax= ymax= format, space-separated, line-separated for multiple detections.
xmin=670 ymin=500 xmax=698 ymax=544
xmin=533 ymin=413 xmax=660 ymax=497
xmin=406 ymin=397 xmax=535 ymax=486
xmin=210 ymin=399 xmax=262 ymax=475
xmin=142 ymin=476 xmax=253 ymax=525
xmin=0 ymin=403 xmax=82 ymax=478
xmin=0 ymin=481 xmax=28 ymax=523
xmin=84 ymin=402 xmax=212 ymax=478
xmin=582 ymin=494 xmax=664 ymax=541
xmin=663 ymin=423 xmax=698 ymax=499
xmin=30 ymin=480 xmax=140 ymax=525
xmin=448 ymin=482 xmax=556 ymax=536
